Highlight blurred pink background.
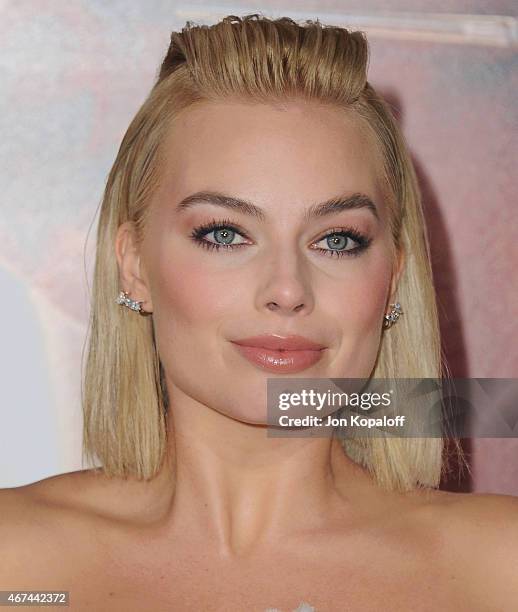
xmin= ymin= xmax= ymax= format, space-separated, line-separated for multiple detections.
xmin=0 ymin=1 xmax=516 ymax=492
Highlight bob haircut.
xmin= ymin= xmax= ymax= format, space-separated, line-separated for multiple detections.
xmin=82 ymin=13 xmax=466 ymax=492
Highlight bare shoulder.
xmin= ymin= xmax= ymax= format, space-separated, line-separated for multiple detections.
xmin=0 ymin=466 xmax=157 ymax=517
xmin=0 ymin=469 xmax=117 ymax=588
xmin=424 ymin=488 xmax=518 ymax=541
xmin=447 ymin=489 xmax=518 ymax=551
xmin=414 ymin=489 xmax=518 ymax=609
xmin=0 ymin=468 xmax=111 ymax=519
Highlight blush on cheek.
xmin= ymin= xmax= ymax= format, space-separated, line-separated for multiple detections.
xmin=147 ymin=236 xmax=207 ymax=316
xmin=152 ymin=247 xmax=241 ymax=327
xmin=352 ymin=264 xmax=392 ymax=324
xmin=339 ymin=311 xmax=386 ymax=378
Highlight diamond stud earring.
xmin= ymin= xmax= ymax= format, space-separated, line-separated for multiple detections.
xmin=383 ymin=302 xmax=403 ymax=329
xmin=116 ymin=290 xmax=145 ymax=313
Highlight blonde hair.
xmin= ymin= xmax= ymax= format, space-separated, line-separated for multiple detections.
xmin=82 ymin=13 xmax=467 ymax=491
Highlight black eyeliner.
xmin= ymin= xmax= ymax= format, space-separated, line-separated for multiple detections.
xmin=189 ymin=218 xmax=372 ymax=258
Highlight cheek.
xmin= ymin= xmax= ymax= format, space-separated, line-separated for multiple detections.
xmin=329 ymin=255 xmax=392 ymax=329
xmin=147 ymin=242 xmax=242 ymax=336
xmin=144 ymin=243 xmax=237 ymax=391
xmin=324 ymin=250 xmax=392 ymax=377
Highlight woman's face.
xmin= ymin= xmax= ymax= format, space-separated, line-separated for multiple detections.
xmin=118 ymin=99 xmax=402 ymax=423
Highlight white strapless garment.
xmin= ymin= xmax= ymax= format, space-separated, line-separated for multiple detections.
xmin=264 ymin=602 xmax=316 ymax=612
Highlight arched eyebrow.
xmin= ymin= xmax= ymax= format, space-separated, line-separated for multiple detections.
xmin=175 ymin=191 xmax=380 ymax=222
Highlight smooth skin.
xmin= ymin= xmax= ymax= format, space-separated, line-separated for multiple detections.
xmin=1 ymin=100 xmax=517 ymax=611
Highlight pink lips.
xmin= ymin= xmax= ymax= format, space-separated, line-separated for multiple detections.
xmin=231 ymin=334 xmax=327 ymax=373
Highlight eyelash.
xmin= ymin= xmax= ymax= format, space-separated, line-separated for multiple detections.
xmin=189 ymin=217 xmax=372 ymax=259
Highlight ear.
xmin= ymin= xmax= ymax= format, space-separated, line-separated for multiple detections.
xmin=114 ymin=221 xmax=153 ymax=313
xmin=388 ymin=247 xmax=405 ymax=304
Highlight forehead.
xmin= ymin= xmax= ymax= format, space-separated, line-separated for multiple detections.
xmin=158 ymin=99 xmax=385 ymax=217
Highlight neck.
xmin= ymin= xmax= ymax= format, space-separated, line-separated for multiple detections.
xmin=144 ymin=381 xmax=382 ymax=560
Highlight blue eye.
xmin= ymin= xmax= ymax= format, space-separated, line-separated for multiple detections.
xmin=192 ymin=224 xmax=248 ymax=249
xmin=190 ymin=218 xmax=372 ymax=258
xmin=311 ymin=229 xmax=371 ymax=258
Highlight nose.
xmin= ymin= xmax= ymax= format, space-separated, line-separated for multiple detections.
xmin=258 ymin=257 xmax=315 ymax=316
xmin=266 ymin=300 xmax=306 ymax=313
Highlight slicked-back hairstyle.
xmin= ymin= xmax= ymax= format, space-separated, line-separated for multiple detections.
xmin=82 ymin=14 xmax=466 ymax=491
